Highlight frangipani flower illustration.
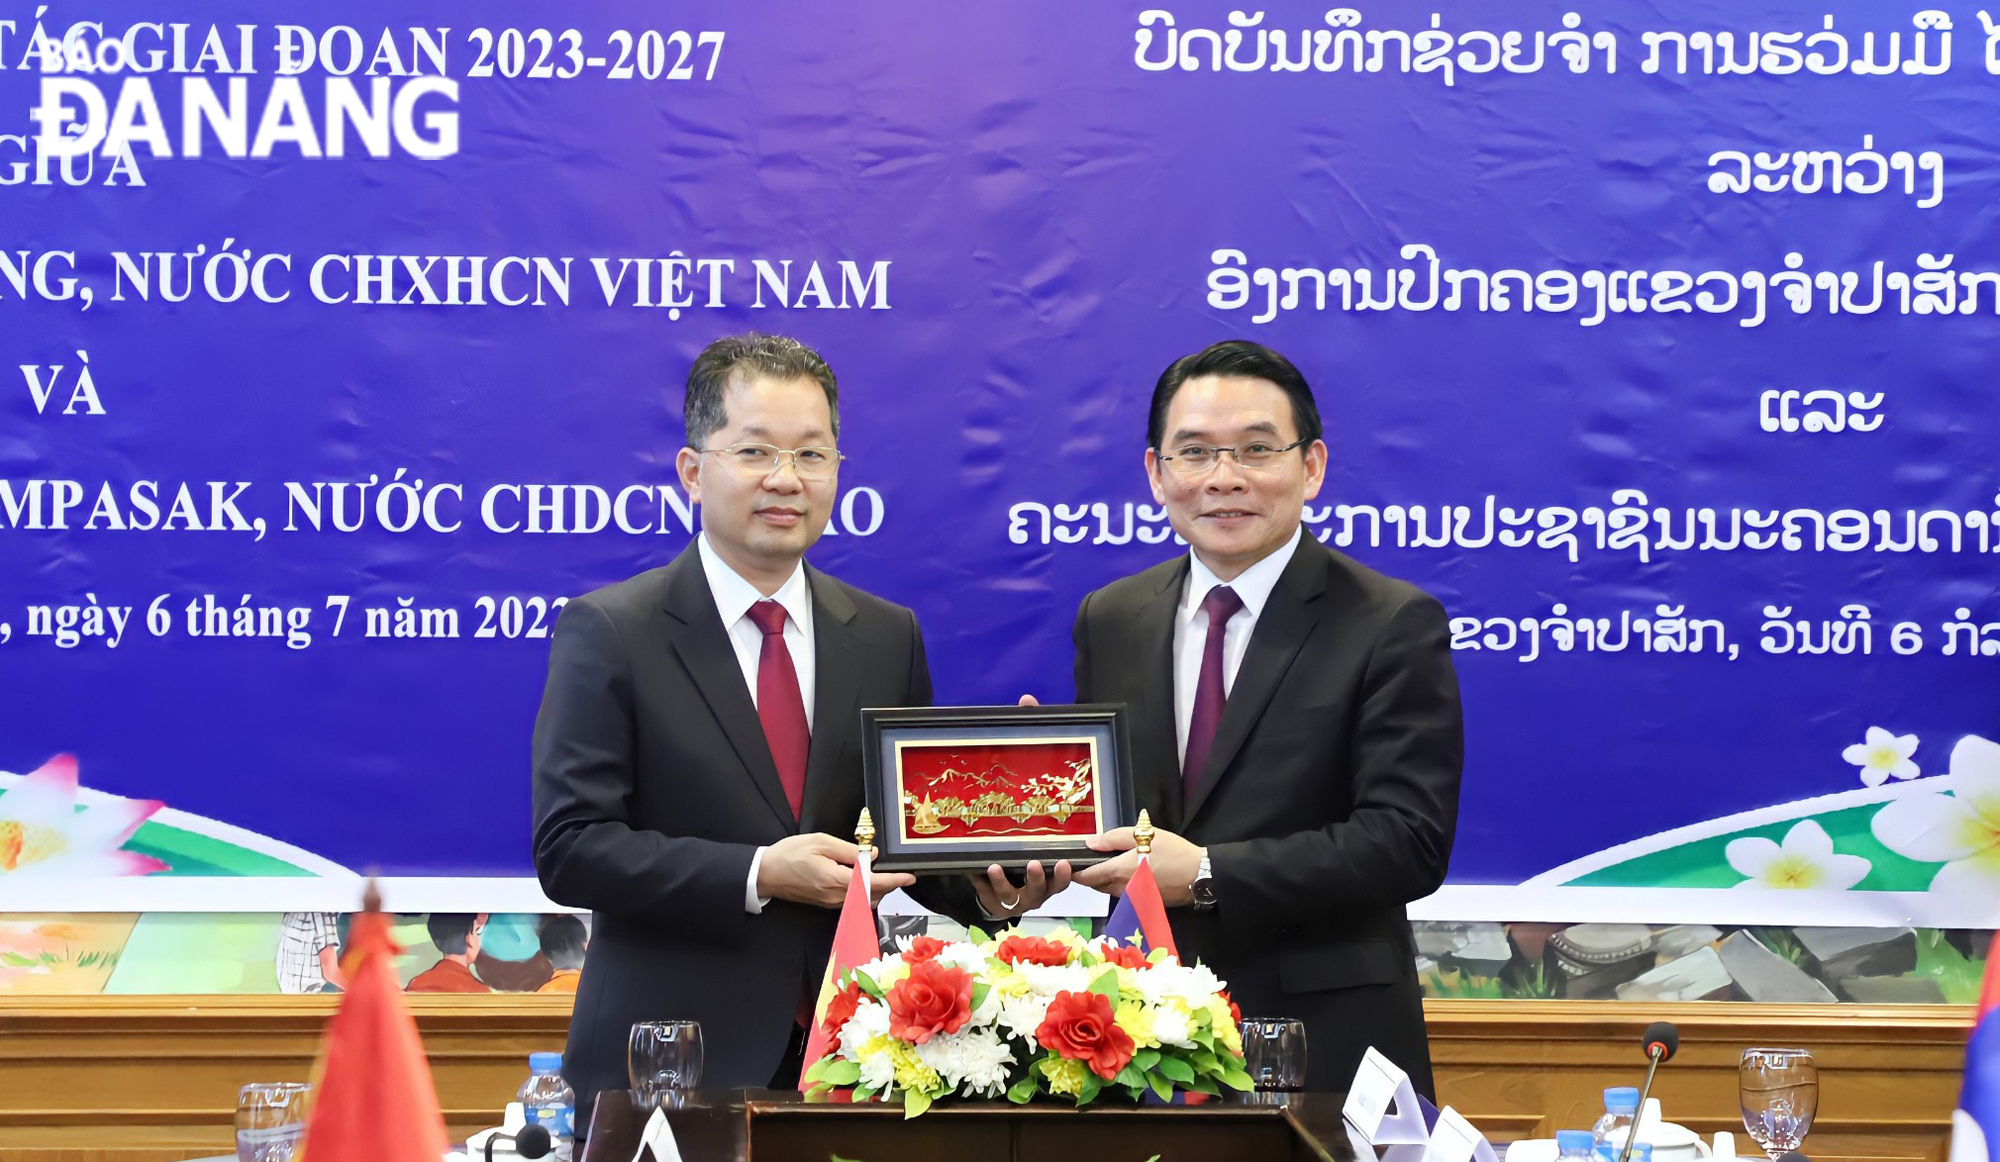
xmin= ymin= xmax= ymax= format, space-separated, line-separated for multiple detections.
xmin=1870 ymin=735 xmax=2000 ymax=898
xmin=1843 ymin=726 xmax=1919 ymax=786
xmin=0 ymin=754 xmax=168 ymax=876
xmin=1725 ymin=820 xmax=1870 ymax=889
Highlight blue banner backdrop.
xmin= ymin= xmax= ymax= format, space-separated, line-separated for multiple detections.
xmin=1 ymin=1 xmax=1996 ymax=919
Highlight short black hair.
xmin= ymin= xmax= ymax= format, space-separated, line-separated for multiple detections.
xmin=426 ymin=913 xmax=478 ymax=957
xmin=539 ymin=914 xmax=587 ymax=970
xmin=1147 ymin=340 xmax=1324 ymax=451
xmin=684 ymin=332 xmax=839 ymax=449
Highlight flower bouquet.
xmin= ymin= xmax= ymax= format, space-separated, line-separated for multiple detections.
xmin=801 ymin=924 xmax=1253 ymax=1118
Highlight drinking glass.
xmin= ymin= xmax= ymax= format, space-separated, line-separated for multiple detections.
xmin=629 ymin=1021 xmax=703 ymax=1110
xmin=1739 ymin=1047 xmax=1817 ymax=1160
xmin=1240 ymin=1017 xmax=1308 ymax=1094
xmin=234 ymin=1082 xmax=310 ymax=1162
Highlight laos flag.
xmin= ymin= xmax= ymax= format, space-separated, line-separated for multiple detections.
xmin=1951 ymin=936 xmax=2000 ymax=1162
xmin=1102 ymin=851 xmax=1177 ymax=959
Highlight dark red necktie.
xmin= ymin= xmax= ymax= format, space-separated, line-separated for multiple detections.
xmin=1182 ymin=585 xmax=1244 ymax=797
xmin=747 ymin=600 xmax=809 ymax=820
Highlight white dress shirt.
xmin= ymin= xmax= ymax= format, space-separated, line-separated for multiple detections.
xmin=695 ymin=533 xmax=815 ymax=913
xmin=1172 ymin=526 xmax=1302 ymax=772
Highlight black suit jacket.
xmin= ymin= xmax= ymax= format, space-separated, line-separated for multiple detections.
xmin=531 ymin=545 xmax=932 ymax=1111
xmin=1073 ymin=535 xmax=1462 ymax=1096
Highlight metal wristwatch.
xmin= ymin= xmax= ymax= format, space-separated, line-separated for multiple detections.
xmin=1190 ymin=851 xmax=1217 ymax=910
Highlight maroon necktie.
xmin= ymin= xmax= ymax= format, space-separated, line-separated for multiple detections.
xmin=1182 ymin=585 xmax=1244 ymax=796
xmin=747 ymin=600 xmax=809 ymax=820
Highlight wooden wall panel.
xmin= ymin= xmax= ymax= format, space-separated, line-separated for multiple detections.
xmin=0 ymin=998 xmax=1973 ymax=1162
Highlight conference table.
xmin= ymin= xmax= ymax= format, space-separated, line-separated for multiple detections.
xmin=580 ymin=1088 xmax=1355 ymax=1162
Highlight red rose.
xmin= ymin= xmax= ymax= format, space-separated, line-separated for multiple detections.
xmin=1036 ymin=989 xmax=1135 ymax=1081
xmin=996 ymin=935 xmax=1071 ymax=967
xmin=903 ymin=935 xmax=946 ymax=963
xmin=885 ymin=958 xmax=973 ymax=1044
xmin=820 ymin=980 xmax=864 ymax=1038
xmin=1100 ymin=943 xmax=1149 ymax=970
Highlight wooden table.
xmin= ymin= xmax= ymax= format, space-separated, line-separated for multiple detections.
xmin=581 ymin=1088 xmax=1353 ymax=1162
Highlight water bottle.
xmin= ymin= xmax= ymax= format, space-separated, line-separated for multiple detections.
xmin=1592 ymin=1086 xmax=1640 ymax=1155
xmin=517 ymin=1052 xmax=575 ymax=1161
xmin=1596 ymin=1144 xmax=1652 ymax=1162
xmin=1558 ymin=1130 xmax=1598 ymax=1162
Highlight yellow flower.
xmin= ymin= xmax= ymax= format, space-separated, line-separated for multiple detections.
xmin=888 ymin=1041 xmax=940 ymax=1094
xmin=1116 ymin=1000 xmax=1160 ymax=1050
xmin=1039 ymin=1055 xmax=1087 ymax=1097
xmin=1207 ymin=998 xmax=1242 ymax=1055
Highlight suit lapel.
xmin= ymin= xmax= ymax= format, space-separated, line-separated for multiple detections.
xmin=1129 ymin=560 xmax=1188 ymax=830
xmin=660 ymin=549 xmax=799 ymax=833
xmin=800 ymin=566 xmax=862 ymax=835
xmin=1184 ymin=538 xmax=1328 ymax=825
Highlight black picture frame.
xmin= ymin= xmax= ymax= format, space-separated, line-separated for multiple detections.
xmin=859 ymin=703 xmax=1135 ymax=874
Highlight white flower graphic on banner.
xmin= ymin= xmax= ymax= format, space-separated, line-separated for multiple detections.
xmin=0 ymin=754 xmax=169 ymax=876
xmin=1843 ymin=727 xmax=1920 ymax=786
xmin=1870 ymin=736 xmax=2000 ymax=898
xmin=1725 ymin=820 xmax=1870 ymax=889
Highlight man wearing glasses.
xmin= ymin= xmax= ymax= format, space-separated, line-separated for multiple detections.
xmin=532 ymin=333 xmax=945 ymax=1115
xmin=1070 ymin=339 xmax=1463 ymax=1097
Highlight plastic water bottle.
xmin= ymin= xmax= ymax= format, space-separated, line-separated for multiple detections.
xmin=1558 ymin=1130 xmax=1598 ymax=1162
xmin=1592 ymin=1086 xmax=1640 ymax=1155
xmin=517 ymin=1052 xmax=575 ymax=1161
xmin=1596 ymin=1144 xmax=1652 ymax=1162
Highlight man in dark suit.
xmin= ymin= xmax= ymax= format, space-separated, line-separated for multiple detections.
xmin=533 ymin=333 xmax=971 ymax=1118
xmin=1073 ymin=340 xmax=1462 ymax=1097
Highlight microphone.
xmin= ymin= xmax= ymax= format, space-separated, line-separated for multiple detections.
xmin=1616 ymin=1021 xmax=1681 ymax=1162
xmin=484 ymin=1123 xmax=553 ymax=1162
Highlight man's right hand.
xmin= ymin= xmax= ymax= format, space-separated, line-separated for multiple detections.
xmin=756 ymin=832 xmax=915 ymax=909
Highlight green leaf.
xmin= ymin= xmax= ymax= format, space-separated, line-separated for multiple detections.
xmin=1088 ymin=968 xmax=1120 ymax=1000
xmin=817 ymin=1059 xmax=862 ymax=1086
xmin=1114 ymin=1062 xmax=1147 ymax=1088
xmin=1218 ymin=1066 xmax=1254 ymax=1092
xmin=903 ymin=1088 xmax=933 ymax=1119
xmin=968 ymin=925 xmax=992 ymax=944
xmin=1007 ymin=1074 xmax=1041 ymax=1104
xmin=854 ymin=973 xmax=885 ymax=1000
xmin=1157 ymin=1056 xmax=1196 ymax=1085
xmin=853 ymin=1084 xmax=878 ymax=1102
xmin=1148 ymin=1072 xmax=1175 ymax=1102
xmin=1190 ymin=1049 xmax=1220 ymax=1073
xmin=971 ymin=982 xmax=990 ymax=1011
xmin=1133 ymin=1048 xmax=1161 ymax=1072
xmin=1078 ymin=1074 xmax=1103 ymax=1105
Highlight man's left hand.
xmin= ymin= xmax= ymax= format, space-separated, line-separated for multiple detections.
xmin=1074 ymin=826 xmax=1203 ymax=906
xmin=968 ymin=859 xmax=1072 ymax=922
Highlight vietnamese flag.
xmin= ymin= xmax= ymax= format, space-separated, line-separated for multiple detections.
xmin=799 ymin=847 xmax=881 ymax=1090
xmin=296 ymin=889 xmax=449 ymax=1162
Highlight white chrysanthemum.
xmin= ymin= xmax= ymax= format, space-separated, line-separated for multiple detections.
xmin=839 ymin=997 xmax=892 ymax=1061
xmin=935 ymin=940 xmax=993 ymax=975
xmin=1150 ymin=1001 xmax=1196 ymax=1048
xmin=997 ymin=992 xmax=1053 ymax=1042
xmin=917 ymin=1026 xmax=1015 ymax=1097
xmin=854 ymin=953 xmax=909 ymax=990
xmin=855 ymin=1039 xmax=896 ymax=1093
xmin=969 ymin=980 xmax=1004 ymax=1027
xmin=1132 ymin=960 xmax=1221 ymax=1008
xmin=1011 ymin=960 xmax=1092 ymax=997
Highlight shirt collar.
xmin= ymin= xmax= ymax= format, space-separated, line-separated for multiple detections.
xmin=697 ymin=532 xmax=812 ymax=631
xmin=1180 ymin=525 xmax=1303 ymax=623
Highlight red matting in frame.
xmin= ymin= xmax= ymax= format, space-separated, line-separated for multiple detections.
xmin=893 ymin=738 xmax=1101 ymax=843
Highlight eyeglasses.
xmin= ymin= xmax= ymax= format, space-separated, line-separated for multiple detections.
xmin=701 ymin=442 xmax=845 ymax=480
xmin=1155 ymin=437 xmax=1310 ymax=476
